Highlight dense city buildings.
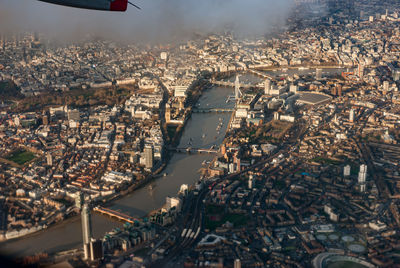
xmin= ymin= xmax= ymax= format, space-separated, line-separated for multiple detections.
xmin=1 ymin=0 xmax=400 ymax=267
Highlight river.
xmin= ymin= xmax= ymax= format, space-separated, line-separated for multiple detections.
xmin=0 ymin=84 xmax=235 ymax=258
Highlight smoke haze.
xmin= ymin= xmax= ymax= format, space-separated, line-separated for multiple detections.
xmin=0 ymin=0 xmax=295 ymax=42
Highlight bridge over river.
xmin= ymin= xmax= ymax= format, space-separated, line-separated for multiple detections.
xmin=210 ymin=79 xmax=263 ymax=89
xmin=93 ymin=206 xmax=140 ymax=224
xmin=168 ymin=146 xmax=218 ymax=154
xmin=192 ymin=108 xmax=234 ymax=113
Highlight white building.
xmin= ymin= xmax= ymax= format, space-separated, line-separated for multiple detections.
xmin=358 ymin=164 xmax=367 ymax=183
xmin=264 ymin=79 xmax=271 ymax=95
xmin=369 ymin=221 xmax=387 ymax=231
xmin=174 ymin=86 xmax=188 ymax=98
xmin=344 ymin=165 xmax=351 ymax=177
xmin=160 ymin=52 xmax=168 ymax=60
xmin=235 ymin=109 xmax=248 ymax=118
xmin=248 ymin=175 xmax=255 ymax=190
xmin=166 ymin=196 xmax=181 ymax=212
xmin=290 ymin=84 xmax=298 ymax=94
xmin=349 ymin=109 xmax=355 ymax=122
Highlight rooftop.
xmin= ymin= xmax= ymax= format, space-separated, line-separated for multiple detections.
xmin=297 ymin=92 xmax=333 ymax=106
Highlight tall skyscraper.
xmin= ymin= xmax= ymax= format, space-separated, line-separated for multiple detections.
xmin=82 ymin=204 xmax=93 ymax=259
xmin=358 ymin=164 xmax=367 ymax=182
xmin=235 ymin=75 xmax=241 ymax=101
xmin=265 ymin=79 xmax=271 ymax=95
xmin=144 ymin=145 xmax=154 ymax=170
xmin=358 ymin=164 xmax=367 ymax=193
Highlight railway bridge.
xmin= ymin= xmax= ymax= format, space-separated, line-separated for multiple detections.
xmin=94 ymin=206 xmax=139 ymax=224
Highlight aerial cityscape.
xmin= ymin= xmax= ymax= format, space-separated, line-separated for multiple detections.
xmin=1 ymin=0 xmax=400 ymax=267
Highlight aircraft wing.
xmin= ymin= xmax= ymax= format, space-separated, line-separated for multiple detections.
xmin=38 ymin=0 xmax=135 ymax=11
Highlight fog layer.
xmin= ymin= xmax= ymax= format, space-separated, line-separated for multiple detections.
xmin=0 ymin=0 xmax=295 ymax=41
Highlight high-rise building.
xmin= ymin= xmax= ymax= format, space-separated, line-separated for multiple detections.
xmin=274 ymin=112 xmax=280 ymax=121
xmin=90 ymin=239 xmax=103 ymax=261
xmin=235 ymin=75 xmax=241 ymax=101
xmin=144 ymin=145 xmax=154 ymax=170
xmin=75 ymin=192 xmax=84 ymax=209
xmin=166 ymin=196 xmax=181 ymax=212
xmin=160 ymin=52 xmax=168 ymax=60
xmin=46 ymin=153 xmax=53 ymax=166
xmin=337 ymin=84 xmax=342 ymax=96
xmin=248 ymin=175 xmax=255 ymax=190
xmin=82 ymin=204 xmax=93 ymax=259
xmin=289 ymin=84 xmax=298 ymax=94
xmin=234 ymin=259 xmax=241 ymax=268
xmin=383 ymin=81 xmax=390 ymax=92
xmin=264 ymin=79 xmax=271 ymax=95
xmin=360 ymin=184 xmax=366 ymax=193
xmin=344 ymin=165 xmax=351 ymax=177
xmin=349 ymin=109 xmax=355 ymax=123
xmin=358 ymin=164 xmax=367 ymax=184
xmin=83 ymin=243 xmax=90 ymax=260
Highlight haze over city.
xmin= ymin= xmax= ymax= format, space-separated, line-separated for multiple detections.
xmin=1 ymin=0 xmax=400 ymax=268
xmin=1 ymin=0 xmax=295 ymax=41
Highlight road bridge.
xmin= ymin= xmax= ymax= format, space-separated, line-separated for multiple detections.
xmin=192 ymin=108 xmax=234 ymax=113
xmin=210 ymin=79 xmax=262 ymax=89
xmin=247 ymin=69 xmax=273 ymax=80
xmin=169 ymin=147 xmax=218 ymax=154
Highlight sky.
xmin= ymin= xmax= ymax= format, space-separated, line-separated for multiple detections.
xmin=0 ymin=0 xmax=295 ymax=42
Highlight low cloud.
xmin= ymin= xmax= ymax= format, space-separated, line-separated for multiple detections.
xmin=0 ymin=0 xmax=295 ymax=42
